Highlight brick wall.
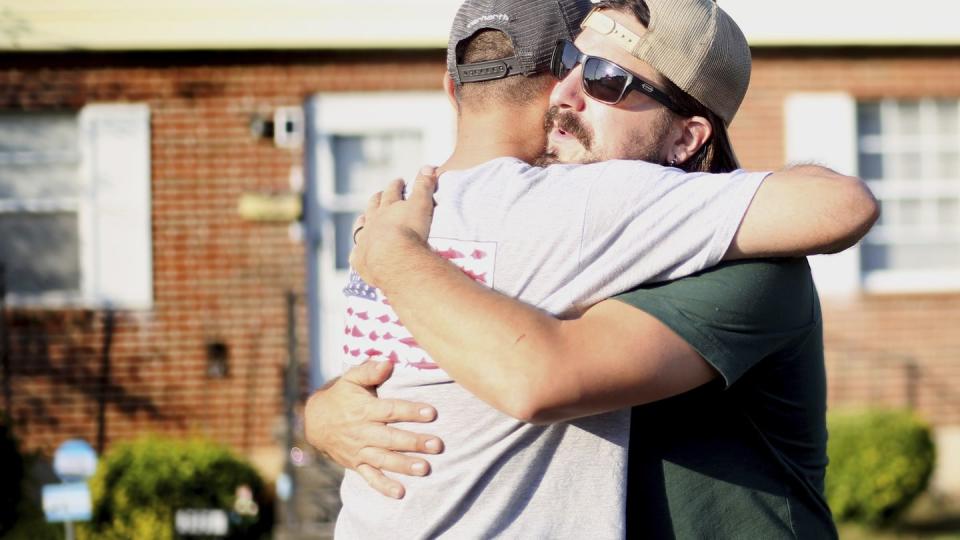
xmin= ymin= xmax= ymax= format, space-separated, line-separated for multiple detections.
xmin=1 ymin=46 xmax=958 ymax=467
xmin=0 ymin=50 xmax=446 ymax=461
xmin=736 ymin=47 xmax=960 ymax=170
xmin=822 ymin=294 xmax=960 ymax=426
xmin=736 ymin=48 xmax=960 ymax=427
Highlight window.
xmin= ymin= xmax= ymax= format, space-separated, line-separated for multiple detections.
xmin=330 ymin=132 xmax=423 ymax=269
xmin=857 ymin=99 xmax=960 ymax=288
xmin=786 ymin=93 xmax=960 ymax=295
xmin=0 ymin=104 xmax=153 ymax=308
xmin=0 ymin=112 xmax=82 ymax=296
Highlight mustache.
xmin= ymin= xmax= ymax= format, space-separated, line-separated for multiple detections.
xmin=544 ymin=106 xmax=592 ymax=151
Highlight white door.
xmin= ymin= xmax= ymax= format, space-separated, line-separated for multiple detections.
xmin=304 ymin=92 xmax=455 ymax=387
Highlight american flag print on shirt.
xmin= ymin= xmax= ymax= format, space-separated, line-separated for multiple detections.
xmin=341 ymin=238 xmax=497 ymax=374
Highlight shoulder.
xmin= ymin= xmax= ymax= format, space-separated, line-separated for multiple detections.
xmin=614 ymin=258 xmax=820 ymax=386
xmin=617 ymin=258 xmax=819 ymax=335
xmin=630 ymin=258 xmax=812 ymax=297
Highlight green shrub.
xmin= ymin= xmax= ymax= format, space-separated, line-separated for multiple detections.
xmin=0 ymin=412 xmax=25 ymax=537
xmin=826 ymin=409 xmax=936 ymax=526
xmin=78 ymin=436 xmax=273 ymax=540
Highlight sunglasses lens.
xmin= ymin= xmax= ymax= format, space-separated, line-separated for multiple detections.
xmin=582 ymin=57 xmax=629 ymax=104
xmin=553 ymin=41 xmax=579 ymax=80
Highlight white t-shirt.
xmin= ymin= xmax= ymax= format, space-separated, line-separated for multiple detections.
xmin=335 ymin=157 xmax=768 ymax=539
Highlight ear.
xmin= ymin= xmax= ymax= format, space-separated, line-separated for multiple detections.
xmin=666 ymin=115 xmax=712 ymax=165
xmin=443 ymin=72 xmax=460 ymax=114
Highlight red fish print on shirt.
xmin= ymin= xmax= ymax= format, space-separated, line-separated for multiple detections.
xmin=399 ymin=337 xmax=420 ymax=348
xmin=437 ymin=248 xmax=465 ymax=260
xmin=342 ymin=238 xmax=496 ymax=373
xmin=408 ymin=358 xmax=439 ymax=370
xmin=460 ymin=268 xmax=488 ymax=284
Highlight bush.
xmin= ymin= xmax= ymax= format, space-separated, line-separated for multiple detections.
xmin=78 ymin=436 xmax=273 ymax=540
xmin=826 ymin=409 xmax=936 ymax=526
xmin=0 ymin=412 xmax=25 ymax=537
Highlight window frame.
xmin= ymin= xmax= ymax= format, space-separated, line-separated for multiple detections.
xmin=786 ymin=92 xmax=960 ymax=296
xmin=0 ymin=104 xmax=153 ymax=309
xmin=0 ymin=111 xmax=86 ymax=306
xmin=857 ymin=98 xmax=960 ymax=293
xmin=304 ymin=91 xmax=455 ymax=386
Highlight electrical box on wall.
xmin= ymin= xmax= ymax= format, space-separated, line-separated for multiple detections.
xmin=274 ymin=107 xmax=304 ymax=149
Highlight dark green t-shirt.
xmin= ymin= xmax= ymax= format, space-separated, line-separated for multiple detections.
xmin=616 ymin=258 xmax=837 ymax=539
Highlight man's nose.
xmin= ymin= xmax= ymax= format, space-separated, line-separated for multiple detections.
xmin=550 ymin=67 xmax=586 ymax=112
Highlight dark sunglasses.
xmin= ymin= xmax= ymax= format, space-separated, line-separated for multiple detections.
xmin=550 ymin=39 xmax=682 ymax=114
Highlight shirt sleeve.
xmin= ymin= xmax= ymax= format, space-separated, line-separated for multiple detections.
xmin=612 ymin=258 xmax=821 ymax=387
xmin=560 ymin=160 xmax=769 ymax=310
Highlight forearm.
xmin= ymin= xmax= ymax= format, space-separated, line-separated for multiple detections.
xmin=350 ymin=169 xmax=724 ymax=424
xmin=379 ymin=244 xmax=718 ymax=423
xmin=369 ymin=231 xmax=570 ymax=420
xmin=725 ymin=164 xmax=879 ymax=259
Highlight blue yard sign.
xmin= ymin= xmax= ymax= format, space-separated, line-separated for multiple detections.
xmin=52 ymin=439 xmax=98 ymax=482
xmin=44 ymin=438 xmax=99 ymax=539
xmin=42 ymin=482 xmax=92 ymax=523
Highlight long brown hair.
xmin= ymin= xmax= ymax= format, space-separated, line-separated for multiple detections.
xmin=661 ymin=78 xmax=740 ymax=173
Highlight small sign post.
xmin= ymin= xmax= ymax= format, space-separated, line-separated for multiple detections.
xmin=44 ymin=439 xmax=98 ymax=540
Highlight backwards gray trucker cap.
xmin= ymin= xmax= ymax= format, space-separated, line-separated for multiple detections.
xmin=447 ymin=0 xmax=593 ymax=85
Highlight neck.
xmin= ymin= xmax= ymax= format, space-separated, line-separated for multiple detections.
xmin=440 ymin=103 xmax=547 ymax=172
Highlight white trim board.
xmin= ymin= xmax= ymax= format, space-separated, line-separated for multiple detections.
xmin=2 ymin=0 xmax=958 ymax=51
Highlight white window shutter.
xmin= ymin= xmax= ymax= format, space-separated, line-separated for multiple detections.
xmin=79 ymin=104 xmax=153 ymax=309
xmin=784 ymin=93 xmax=861 ymax=297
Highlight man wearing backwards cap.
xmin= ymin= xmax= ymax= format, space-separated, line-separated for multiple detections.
xmin=312 ymin=0 xmax=864 ymax=537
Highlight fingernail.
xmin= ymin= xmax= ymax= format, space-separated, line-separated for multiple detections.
xmin=420 ymin=165 xmax=436 ymax=175
xmin=425 ymin=439 xmax=441 ymax=453
xmin=419 ymin=407 xmax=434 ymax=419
xmin=391 ymin=487 xmax=404 ymax=499
xmin=411 ymin=462 xmax=427 ymax=474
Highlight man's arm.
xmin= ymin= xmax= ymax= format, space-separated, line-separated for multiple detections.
xmin=724 ymin=164 xmax=879 ymax=259
xmin=357 ymin=225 xmax=712 ymax=423
xmin=306 ymin=163 xmax=875 ymax=484
xmin=351 ymin=165 xmax=876 ymax=422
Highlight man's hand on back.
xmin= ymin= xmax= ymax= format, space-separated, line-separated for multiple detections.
xmin=304 ymin=360 xmax=445 ymax=499
xmin=350 ymin=166 xmax=439 ymax=289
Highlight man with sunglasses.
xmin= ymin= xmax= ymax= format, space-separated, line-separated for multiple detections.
xmin=311 ymin=1 xmax=868 ymax=537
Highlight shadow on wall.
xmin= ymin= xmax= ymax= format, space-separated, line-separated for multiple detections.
xmin=0 ymin=301 xmax=176 ymax=453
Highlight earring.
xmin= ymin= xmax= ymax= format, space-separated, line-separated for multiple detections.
xmin=668 ymin=157 xmax=678 ymax=167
